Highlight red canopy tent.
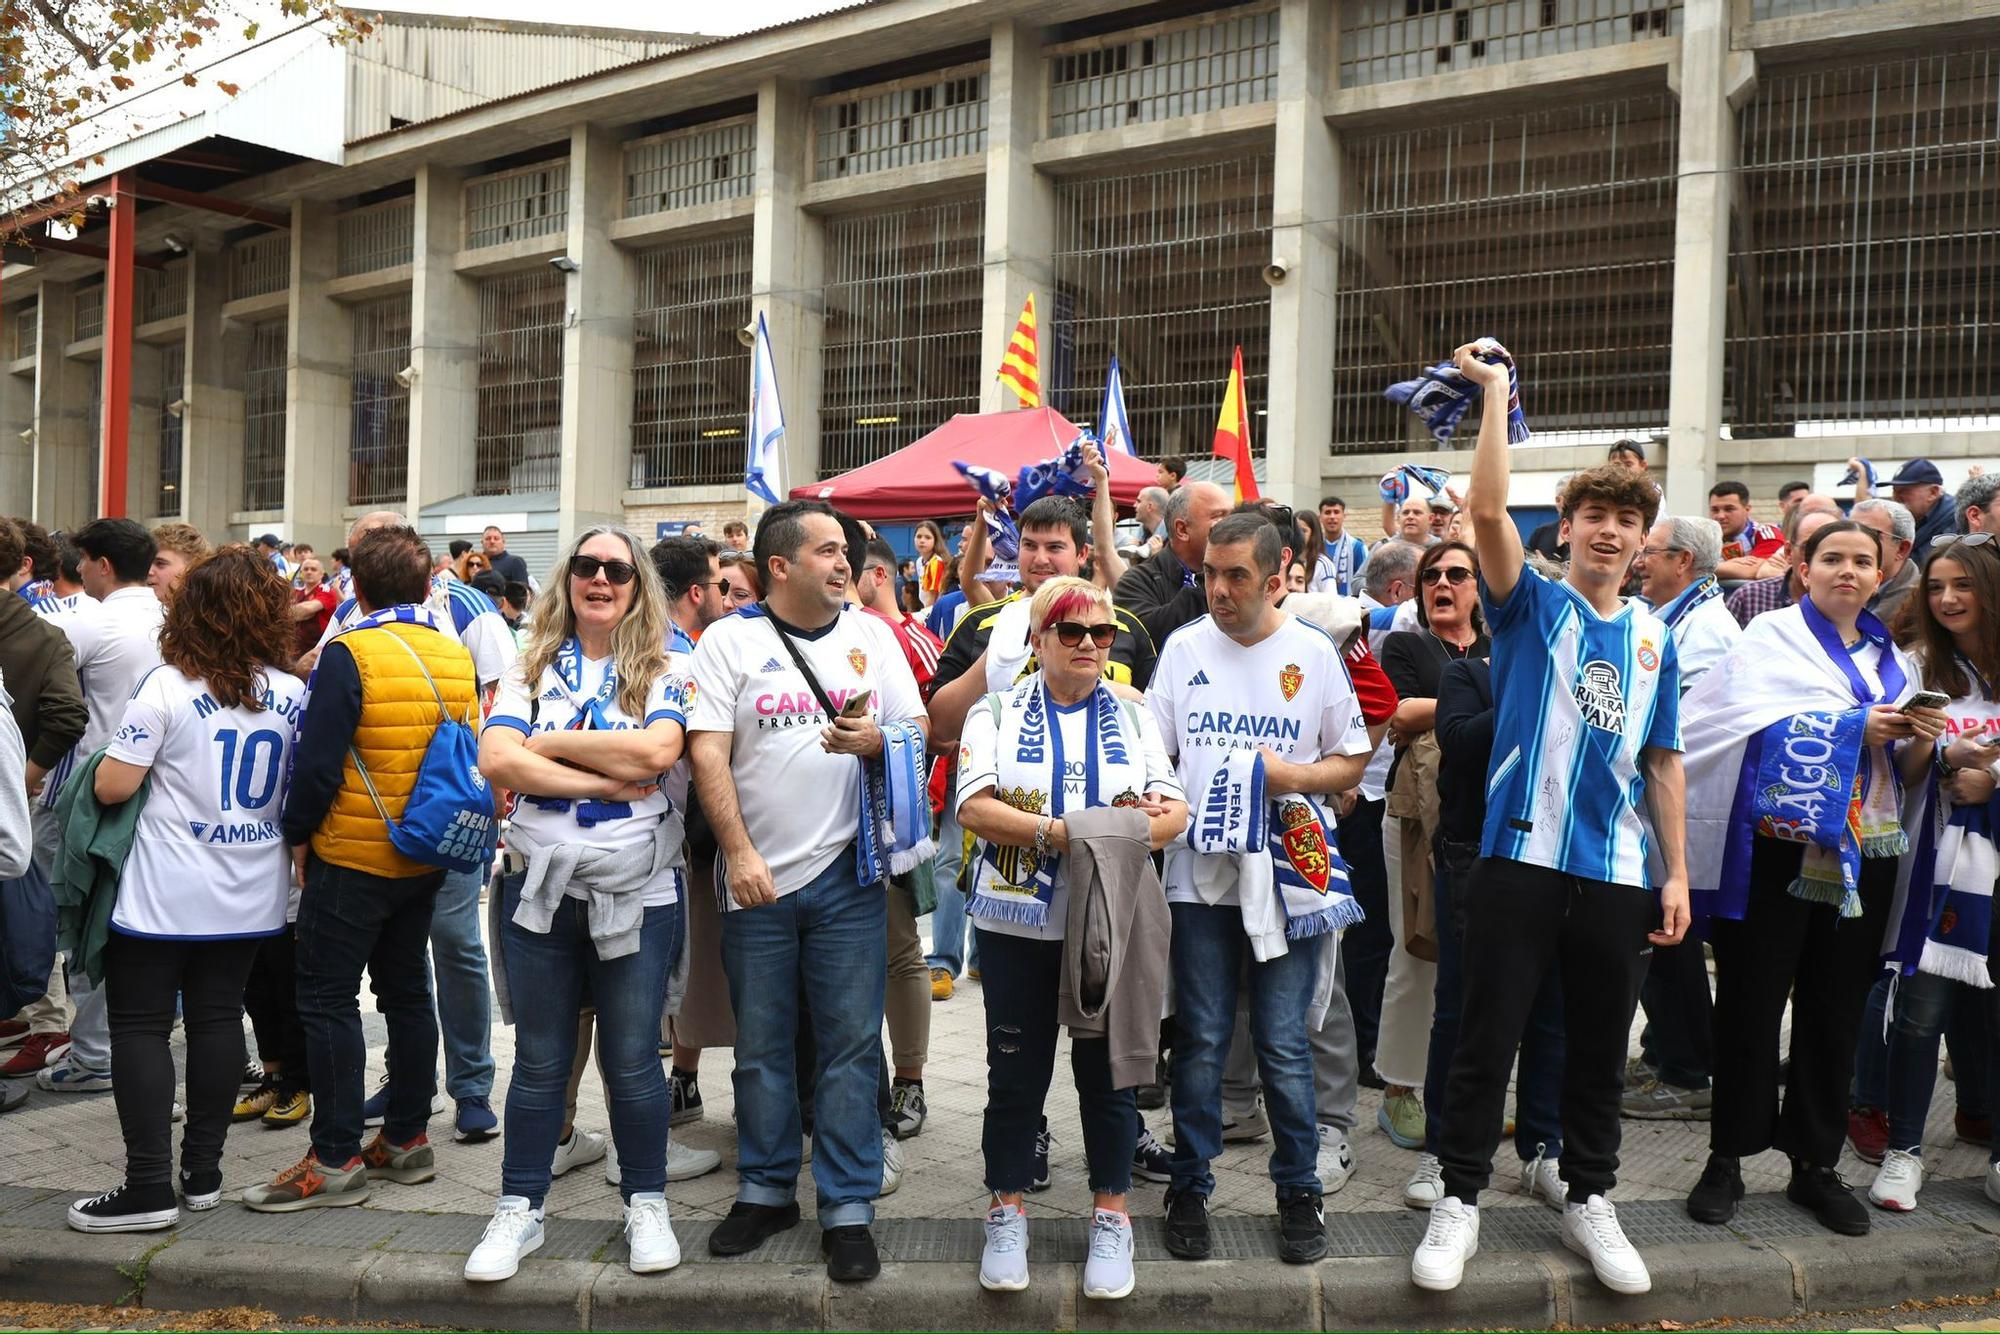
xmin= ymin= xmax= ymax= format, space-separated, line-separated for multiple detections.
xmin=790 ymin=408 xmax=1156 ymax=521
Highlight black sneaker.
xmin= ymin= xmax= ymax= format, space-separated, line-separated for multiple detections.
xmin=889 ymin=1079 xmax=927 ymax=1139
xmin=1027 ymin=1117 xmax=1054 ymax=1192
xmin=1277 ymin=1191 xmax=1328 ymax=1264
xmin=67 ymin=1182 xmax=178 ymax=1233
xmin=1164 ymin=1188 xmax=1212 ymax=1260
xmin=178 ymin=1167 xmax=223 ymax=1212
xmin=1686 ymin=1153 xmax=1743 ymax=1225
xmin=1788 ymin=1161 xmax=1869 ymax=1236
xmin=1135 ymin=1054 xmax=1168 ymax=1111
xmin=822 ymin=1224 xmax=880 ymax=1283
xmin=709 ymin=1200 xmax=801 ymax=1256
xmin=669 ymin=1067 xmax=704 ymax=1127
xmin=1132 ymin=1121 xmax=1172 ymax=1183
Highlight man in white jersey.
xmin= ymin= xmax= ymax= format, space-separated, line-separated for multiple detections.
xmin=28 ymin=533 xmax=92 ymax=617
xmin=1149 ymin=513 xmax=1373 ymax=1266
xmin=688 ymin=500 xmax=925 ymax=1284
xmin=1411 ymin=342 xmax=1688 ymax=1298
xmin=39 ymin=519 xmax=167 ymax=1094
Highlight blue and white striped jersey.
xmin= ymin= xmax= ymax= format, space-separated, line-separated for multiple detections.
xmin=1480 ymin=566 xmax=1681 ymax=889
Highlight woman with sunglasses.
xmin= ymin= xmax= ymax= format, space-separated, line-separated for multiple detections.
xmin=469 ymin=527 xmax=693 ymax=1282
xmin=1866 ymin=535 xmax=2000 ymax=1212
xmin=956 ymin=576 xmax=1188 ymax=1301
xmin=1373 ymin=546 xmax=1504 ymax=1164
xmin=719 ymin=548 xmax=761 ymax=612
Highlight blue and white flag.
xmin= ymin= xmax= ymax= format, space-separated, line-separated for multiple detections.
xmin=1015 ymin=435 xmax=1095 ymax=509
xmin=952 ymin=462 xmax=1021 ymax=560
xmin=1100 ymin=357 xmax=1136 ymax=457
xmin=744 ymin=312 xmax=786 ymax=505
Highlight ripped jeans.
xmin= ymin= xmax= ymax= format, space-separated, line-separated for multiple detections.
xmin=976 ymin=928 xmax=1135 ymax=1196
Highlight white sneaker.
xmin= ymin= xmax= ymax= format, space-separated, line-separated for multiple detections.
xmin=623 ymin=1192 xmax=681 ymax=1273
xmin=880 ymin=1127 xmax=905 ymax=1197
xmin=1316 ymin=1124 xmax=1356 ymax=1194
xmin=1562 ymin=1195 xmax=1650 ymax=1295
xmin=465 ymin=1197 xmax=544 ymax=1282
xmin=551 ymin=1129 xmax=606 ymax=1179
xmin=1411 ymin=1197 xmax=1479 ymax=1291
xmin=1082 ymin=1208 xmax=1135 ymax=1301
xmin=1986 ymin=1160 xmax=2000 ymax=1207
xmin=979 ymin=1202 xmax=1030 ymax=1292
xmin=1403 ymin=1152 xmax=1445 ymax=1209
xmin=602 ymin=1138 xmax=722 ymax=1187
xmin=1519 ymin=1151 xmax=1567 ymax=1211
xmin=1869 ymin=1148 xmax=1924 ymax=1212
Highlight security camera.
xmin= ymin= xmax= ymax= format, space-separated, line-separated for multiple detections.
xmin=394 ymin=364 xmax=416 ymax=389
xmin=1261 ymin=257 xmax=1290 ymax=287
xmin=549 ymin=255 xmax=580 ymax=274
xmin=165 ymin=397 xmax=188 ymax=418
xmin=16 ymin=427 xmax=34 ymax=444
xmin=736 ymin=321 xmax=757 ymax=348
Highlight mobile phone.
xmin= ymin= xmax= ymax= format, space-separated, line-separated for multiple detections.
xmin=1900 ymin=690 xmax=1952 ymax=713
xmin=1969 ymin=727 xmax=2000 ymax=751
xmin=839 ymin=693 xmax=871 ymax=718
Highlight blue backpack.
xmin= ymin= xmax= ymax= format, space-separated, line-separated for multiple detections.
xmin=349 ymin=632 xmax=498 ymax=875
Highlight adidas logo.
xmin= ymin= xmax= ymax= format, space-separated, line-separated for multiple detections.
xmin=1187 ymin=670 xmax=1211 ymax=687
xmin=760 ymin=657 xmax=784 ymax=673
xmin=540 ymin=687 xmax=565 ymax=701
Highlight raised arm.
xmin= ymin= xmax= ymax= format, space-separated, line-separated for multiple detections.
xmin=1084 ymin=443 xmax=1127 ymax=590
xmin=1459 ymin=343 xmax=1523 ymax=603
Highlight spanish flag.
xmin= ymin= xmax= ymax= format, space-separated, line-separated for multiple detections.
xmin=996 ymin=293 xmax=1041 ymax=408
xmin=1212 ymin=344 xmax=1259 ymax=501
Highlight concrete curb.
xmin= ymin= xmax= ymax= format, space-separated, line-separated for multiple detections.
xmin=5 ymin=1214 xmax=1999 ymax=1328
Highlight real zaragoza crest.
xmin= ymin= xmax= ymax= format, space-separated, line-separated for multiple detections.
xmin=848 ymin=648 xmax=868 ymax=676
xmin=1279 ymin=662 xmax=1303 ymax=702
xmin=1276 ymin=798 xmax=1331 ymax=894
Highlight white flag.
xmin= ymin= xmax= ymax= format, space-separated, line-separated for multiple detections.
xmin=1100 ymin=355 xmax=1136 ymax=456
xmin=744 ymin=311 xmax=786 ymax=505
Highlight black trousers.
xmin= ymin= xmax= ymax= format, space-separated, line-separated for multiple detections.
xmin=1336 ymin=796 xmax=1392 ymax=1069
xmin=104 ymin=932 xmax=263 ymax=1188
xmin=244 ymin=927 xmax=309 ymax=1091
xmin=1638 ymin=935 xmax=1714 ymax=1089
xmin=1435 ymin=857 xmax=1656 ymax=1205
xmin=1708 ymin=838 xmax=1894 ymax=1168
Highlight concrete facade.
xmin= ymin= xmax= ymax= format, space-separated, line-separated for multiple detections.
xmin=4 ymin=0 xmax=1996 ymax=548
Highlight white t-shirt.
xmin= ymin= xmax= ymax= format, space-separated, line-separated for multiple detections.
xmin=983 ymin=597 xmax=1038 ymax=691
xmin=105 ymin=666 xmax=304 ymax=939
xmin=45 ymin=586 xmax=166 ymax=809
xmin=689 ymin=606 xmax=924 ymax=904
xmin=488 ymin=647 xmax=690 ymax=907
xmin=1148 ymin=614 xmax=1373 ymax=906
xmin=956 ymin=689 xmax=1181 ymax=942
xmin=1669 ymin=595 xmax=1742 ymax=694
xmin=314 ymin=576 xmax=518 ymax=693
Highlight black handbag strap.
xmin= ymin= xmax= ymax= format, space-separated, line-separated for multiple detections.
xmin=760 ymin=602 xmax=840 ymax=720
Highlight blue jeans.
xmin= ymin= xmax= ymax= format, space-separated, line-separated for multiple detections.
xmin=1854 ymin=973 xmax=1893 ymax=1110
xmin=721 ymin=850 xmax=886 ymax=1228
xmin=1886 ymin=968 xmax=1997 ymax=1155
xmin=1425 ymin=847 xmax=1565 ymax=1160
xmin=295 ymin=854 xmax=441 ymax=1164
xmin=496 ymin=872 xmax=679 ymax=1206
xmin=429 ymin=865 xmax=495 ymax=1100
xmin=925 ymin=796 xmax=978 ymax=976
xmin=1167 ymin=901 xmax=1321 ymax=1199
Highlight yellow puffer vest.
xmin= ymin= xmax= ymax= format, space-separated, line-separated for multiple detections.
xmin=312 ymin=622 xmax=481 ymax=879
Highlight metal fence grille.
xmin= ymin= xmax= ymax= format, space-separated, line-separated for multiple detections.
xmin=1048 ymin=157 xmax=1274 ymax=462
xmin=139 ymin=261 xmax=187 ymax=323
xmin=625 ymin=118 xmax=756 ymax=217
xmin=242 ymin=319 xmax=288 ymax=511
xmin=86 ymin=360 xmax=100 ymax=517
xmin=465 ymin=161 xmax=571 ymax=250
xmin=474 ymin=270 xmax=565 ymax=495
xmin=157 ymin=344 xmax=184 ymax=517
xmin=230 ymin=232 xmax=291 ymax=301
xmin=350 ymin=296 xmax=412 ymax=505
xmin=338 ymin=198 xmax=416 ymax=275
xmin=819 ymin=199 xmax=985 ymax=477
xmin=74 ymin=284 xmax=104 ymax=341
xmin=813 ymin=67 xmax=989 ymax=180
xmin=1328 ymin=94 xmax=1679 ymax=452
xmin=630 ymin=234 xmax=752 ymax=488
xmin=9 ymin=304 xmax=34 ymax=360
xmin=1338 ymin=0 xmax=1683 ymax=89
xmin=1750 ymin=0 xmax=1869 ymax=18
xmin=1048 ymin=6 xmax=1277 ymax=138
xmin=1726 ymin=50 xmax=2000 ymax=436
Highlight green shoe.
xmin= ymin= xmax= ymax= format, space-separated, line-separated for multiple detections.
xmin=1378 ymin=1088 xmax=1425 ymax=1149
xmin=243 ymin=1151 xmax=370 ymax=1213
xmin=361 ymin=1131 xmax=437 ymax=1185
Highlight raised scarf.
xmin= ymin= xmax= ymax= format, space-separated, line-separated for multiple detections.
xmin=1383 ymin=338 xmax=1531 ymax=446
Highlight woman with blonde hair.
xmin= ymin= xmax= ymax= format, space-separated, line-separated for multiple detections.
xmin=468 ymin=525 xmax=693 ymax=1281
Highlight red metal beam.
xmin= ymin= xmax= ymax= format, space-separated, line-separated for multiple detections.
xmin=17 ymin=235 xmax=166 ymax=270
xmin=100 ymin=173 xmax=135 ymax=519
xmin=129 ymin=177 xmax=288 ymax=229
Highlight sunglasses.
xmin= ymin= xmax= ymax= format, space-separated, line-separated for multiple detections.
xmin=720 ymin=548 xmax=749 ymax=561
xmin=1930 ymin=532 xmax=1995 ymax=550
xmin=1420 ymin=566 xmax=1475 ymax=586
xmin=570 ymin=554 xmax=638 ymax=585
xmin=1048 ymin=621 xmax=1117 ymax=649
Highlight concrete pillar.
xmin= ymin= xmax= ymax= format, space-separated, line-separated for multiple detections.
xmin=556 ymin=124 xmax=634 ymax=549
xmin=28 ymin=281 xmax=91 ymax=526
xmin=407 ymin=163 xmax=479 ymax=516
xmin=979 ymin=20 xmax=1056 ymax=416
xmin=180 ymin=250 xmax=246 ymax=539
xmin=1267 ymin=0 xmax=1341 ymax=509
xmin=0 ymin=295 xmax=34 ymax=504
xmin=751 ymin=77 xmax=824 ymax=497
xmin=282 ymin=199 xmax=353 ymax=553
xmin=1663 ymin=0 xmax=1751 ymax=515
xmin=124 ymin=340 xmax=163 ymax=522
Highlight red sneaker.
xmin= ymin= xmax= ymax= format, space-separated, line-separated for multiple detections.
xmin=1957 ymin=1110 xmax=1993 ymax=1147
xmin=0 ymin=1019 xmax=29 ymax=1049
xmin=1847 ymin=1106 xmax=1889 ymax=1165
xmin=0 ymin=1032 xmax=68 ymax=1077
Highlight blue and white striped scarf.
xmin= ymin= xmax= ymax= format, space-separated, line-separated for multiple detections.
xmin=857 ymin=717 xmax=935 ymax=888
xmin=1014 ymin=436 xmax=1095 ymax=509
xmin=953 ymin=462 xmax=1021 ymax=561
xmin=1383 ymin=338 xmax=1531 ymax=446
